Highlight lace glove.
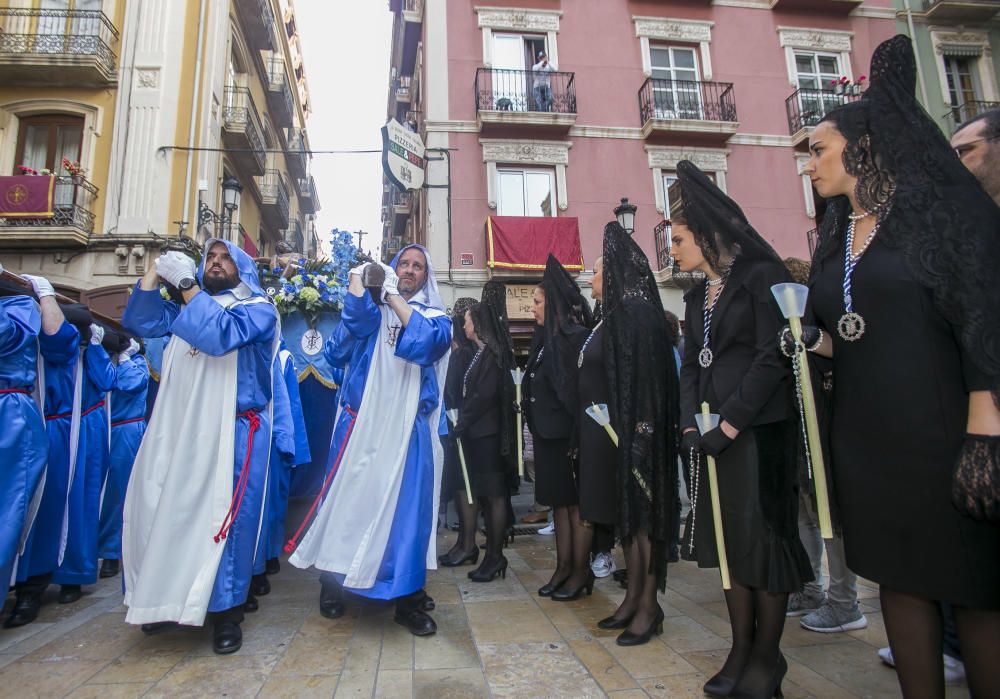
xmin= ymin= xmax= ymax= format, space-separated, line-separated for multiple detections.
xmin=156 ymin=252 xmax=197 ymax=288
xmin=779 ymin=325 xmax=822 ymax=357
xmin=681 ymin=430 xmax=701 ymax=456
xmin=125 ymin=338 xmax=141 ymax=357
xmin=89 ymin=323 xmax=105 ymax=346
xmin=951 ymin=434 xmax=1000 ymax=522
xmin=380 ymin=263 xmax=400 ymax=300
xmin=699 ymin=426 xmax=732 ymax=457
xmin=21 ymin=274 xmax=56 ymax=299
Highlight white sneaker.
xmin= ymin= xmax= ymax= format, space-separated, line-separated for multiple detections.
xmin=591 ymin=552 xmax=616 ymax=578
xmin=538 ymin=523 xmax=555 ymax=536
xmin=877 ymin=646 xmax=965 ymax=685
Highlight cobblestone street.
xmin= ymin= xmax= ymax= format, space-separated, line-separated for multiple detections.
xmin=0 ymin=514 xmax=974 ymax=699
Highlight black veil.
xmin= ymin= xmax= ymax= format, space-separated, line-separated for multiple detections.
xmin=813 ymin=35 xmax=1000 ymax=405
xmin=451 ymin=296 xmax=478 ymax=352
xmin=473 ymin=280 xmax=518 ymax=476
xmin=601 ymin=221 xmax=679 ymax=590
xmin=539 ymin=253 xmax=593 ymax=407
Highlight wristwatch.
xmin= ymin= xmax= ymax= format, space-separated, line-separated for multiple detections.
xmin=177 ymin=277 xmax=197 ymax=291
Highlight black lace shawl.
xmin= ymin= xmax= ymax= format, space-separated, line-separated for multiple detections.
xmin=473 ymin=281 xmax=518 ymax=478
xmin=812 ymin=35 xmax=1000 ymax=405
xmin=451 ymin=296 xmax=478 ymax=352
xmin=539 ymin=253 xmax=593 ymax=416
xmin=601 ymin=221 xmax=680 ymax=590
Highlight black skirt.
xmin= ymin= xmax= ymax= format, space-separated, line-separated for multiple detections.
xmin=533 ymin=435 xmax=577 ymax=507
xmin=462 ymin=432 xmax=507 ymax=499
xmin=440 ymin=435 xmax=463 ymax=500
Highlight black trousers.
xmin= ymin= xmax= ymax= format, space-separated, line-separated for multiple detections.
xmin=320 ymin=572 xmax=426 ymax=611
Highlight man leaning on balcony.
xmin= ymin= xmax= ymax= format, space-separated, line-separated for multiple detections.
xmin=532 ymin=51 xmax=557 ymax=112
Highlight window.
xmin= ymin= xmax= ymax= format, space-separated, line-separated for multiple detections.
xmin=497 ymin=169 xmax=554 ymax=217
xmin=649 ymin=46 xmax=701 ymax=119
xmin=794 ymin=51 xmax=844 ymax=127
xmin=490 ymin=34 xmax=548 ymax=112
xmin=944 ymin=57 xmax=980 ymax=107
xmin=14 ymin=114 xmax=84 ymax=175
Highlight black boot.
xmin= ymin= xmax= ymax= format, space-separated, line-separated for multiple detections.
xmin=213 ymin=621 xmax=243 ymax=654
xmin=250 ymin=573 xmax=270 ymax=596
xmin=58 ymin=585 xmax=82 ymax=604
xmin=3 ymin=595 xmax=42 ymax=628
xmin=244 ymin=593 xmax=259 ymax=612
xmin=265 ymin=558 xmax=280 ymax=575
xmin=319 ymin=574 xmax=345 ymax=619
xmin=394 ymin=590 xmax=437 ymax=636
xmin=99 ymin=559 xmax=120 ymax=578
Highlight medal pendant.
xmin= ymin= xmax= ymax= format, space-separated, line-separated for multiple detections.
xmin=698 ymin=347 xmax=714 ymax=368
xmin=837 ymin=312 xmax=865 ymax=342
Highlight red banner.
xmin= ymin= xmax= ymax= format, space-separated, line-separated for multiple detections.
xmin=240 ymin=228 xmax=259 ymax=257
xmin=486 ymin=216 xmax=583 ymax=272
xmin=0 ymin=176 xmax=55 ymax=218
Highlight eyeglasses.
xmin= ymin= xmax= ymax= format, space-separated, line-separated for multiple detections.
xmin=954 ymin=136 xmax=997 ymax=158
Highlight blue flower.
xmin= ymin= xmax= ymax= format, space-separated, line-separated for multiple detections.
xmin=282 ymin=283 xmax=295 ymax=294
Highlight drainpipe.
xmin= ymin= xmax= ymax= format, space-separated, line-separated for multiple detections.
xmin=181 ymin=0 xmax=208 ymax=239
xmin=901 ymin=0 xmax=931 ymax=108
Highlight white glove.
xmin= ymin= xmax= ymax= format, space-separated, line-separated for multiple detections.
xmin=349 ymin=262 xmax=371 ymax=278
xmin=156 ymin=251 xmax=197 ymax=288
xmin=21 ymin=274 xmax=55 ymax=299
xmin=126 ymin=338 xmax=141 ymax=357
xmin=118 ymin=352 xmax=131 ymax=364
xmin=89 ymin=323 xmax=104 ymax=346
xmin=380 ymin=263 xmax=400 ymax=299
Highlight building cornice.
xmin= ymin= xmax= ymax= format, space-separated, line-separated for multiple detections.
xmin=474 ymin=6 xmax=562 ymax=32
xmin=776 ymin=25 xmax=854 ymax=52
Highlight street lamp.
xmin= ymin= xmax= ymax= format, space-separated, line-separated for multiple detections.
xmin=614 ymin=197 xmax=637 ymax=235
xmin=221 ymin=176 xmax=243 ymax=215
xmin=200 ymin=177 xmax=244 ymax=240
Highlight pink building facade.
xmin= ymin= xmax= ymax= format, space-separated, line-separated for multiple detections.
xmin=383 ymin=0 xmax=898 ymax=316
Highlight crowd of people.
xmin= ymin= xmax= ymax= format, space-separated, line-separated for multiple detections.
xmin=0 ymin=35 xmax=997 ymax=698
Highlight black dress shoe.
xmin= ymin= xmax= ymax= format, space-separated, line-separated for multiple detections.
xmin=438 ymin=548 xmax=479 ymax=567
xmin=244 ymin=594 xmax=259 ymax=612
xmin=414 ymin=591 xmax=435 ymax=611
xmin=265 ymin=558 xmax=280 ymax=575
xmin=393 ymin=607 xmax=437 ymax=636
xmin=703 ymin=671 xmax=740 ymax=697
xmin=616 ymin=606 xmax=665 ymax=647
xmin=597 ymin=613 xmax=634 ymax=630
xmin=551 ymin=572 xmax=595 ymax=601
xmin=319 ymin=589 xmax=345 ymax=619
xmin=213 ymin=621 xmax=243 ymax=654
xmin=468 ymin=556 xmax=508 ymax=583
xmin=538 ymin=575 xmax=570 ymax=597
xmin=58 ymin=585 xmax=82 ymax=604
xmin=141 ymin=621 xmax=178 ymax=635
xmin=250 ymin=574 xmax=271 ymax=596
xmin=99 ymin=559 xmax=120 ymax=578
xmin=3 ymin=596 xmax=41 ymax=628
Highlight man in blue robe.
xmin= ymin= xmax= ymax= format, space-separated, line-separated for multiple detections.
xmin=121 ymin=239 xmax=277 ymax=655
xmin=0 ymin=270 xmax=48 ymax=612
xmin=289 ymin=244 xmax=451 ymax=636
xmin=6 ymin=279 xmax=115 ymax=625
xmin=97 ymin=335 xmax=149 ymax=579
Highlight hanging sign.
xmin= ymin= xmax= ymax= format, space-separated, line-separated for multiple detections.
xmin=381 ymin=119 xmax=425 ymax=191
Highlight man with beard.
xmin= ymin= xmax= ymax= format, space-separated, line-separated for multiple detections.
xmin=287 ymin=244 xmax=451 ymax=636
xmin=950 ymin=108 xmax=1000 ymax=206
xmin=121 ymin=239 xmax=278 ymax=654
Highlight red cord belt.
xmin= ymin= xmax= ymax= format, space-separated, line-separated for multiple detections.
xmin=0 ymin=388 xmax=30 ymax=395
xmin=111 ymin=416 xmax=146 ymax=427
xmin=46 ymin=399 xmax=106 ymax=421
xmin=214 ymin=409 xmax=261 ymax=543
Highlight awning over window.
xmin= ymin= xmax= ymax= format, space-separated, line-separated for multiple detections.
xmin=240 ymin=228 xmax=259 ymax=257
xmin=486 ymin=216 xmax=583 ymax=272
xmin=940 ymin=43 xmax=982 ymax=58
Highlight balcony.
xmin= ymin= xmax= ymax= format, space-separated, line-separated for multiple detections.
xmin=285 ymin=128 xmax=309 ymax=182
xmin=265 ymin=53 xmax=295 ymax=127
xmin=807 ymin=228 xmax=820 ymax=258
xmin=222 ymin=86 xmax=267 ymax=175
xmin=403 ymin=0 xmax=423 ymax=21
xmin=922 ymin=0 xmax=1000 ymax=21
xmin=785 ymin=87 xmax=860 ymax=147
xmin=298 ymin=175 xmax=319 ymax=214
xmin=475 ymin=68 xmax=578 ymax=130
xmin=0 ymin=8 xmax=119 ymax=86
xmin=945 ymin=100 xmax=1000 ymax=133
xmin=257 ymin=169 xmax=290 ymax=232
xmin=0 ymin=176 xmax=97 ymax=248
xmin=638 ymin=77 xmax=738 ymax=141
xmin=768 ymin=0 xmax=863 ymax=13
xmin=653 ymin=219 xmax=671 ymax=271
xmin=284 ymin=218 xmax=304 ymax=252
xmin=235 ymin=0 xmax=274 ymax=50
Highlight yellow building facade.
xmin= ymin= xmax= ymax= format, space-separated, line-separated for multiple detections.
xmin=0 ymin=0 xmax=320 ymax=318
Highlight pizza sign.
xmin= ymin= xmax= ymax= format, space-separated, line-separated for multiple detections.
xmin=381 ymin=119 xmax=425 ymax=192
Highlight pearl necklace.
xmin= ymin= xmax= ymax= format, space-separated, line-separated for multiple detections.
xmin=577 ymin=320 xmax=604 ymax=368
xmin=462 ymin=346 xmax=485 ymax=398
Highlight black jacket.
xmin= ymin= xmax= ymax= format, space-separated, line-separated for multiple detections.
xmin=522 ymin=325 xmax=587 ymax=440
xmin=680 ymin=258 xmax=792 ymax=432
xmin=454 ymin=346 xmax=501 ymax=440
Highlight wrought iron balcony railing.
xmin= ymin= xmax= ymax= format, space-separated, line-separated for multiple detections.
xmin=475 ymin=67 xmax=577 ymax=115
xmin=266 ymin=54 xmax=294 ymax=123
xmin=785 ymin=87 xmax=859 ymax=135
xmin=653 ymin=220 xmax=671 ymax=271
xmin=222 ymin=86 xmax=267 ymax=173
xmin=0 ymin=175 xmax=98 ymax=233
xmin=259 ymin=169 xmax=290 ymax=226
xmin=0 ymin=8 xmax=119 ymax=80
xmin=285 ymin=128 xmax=308 ymax=179
xmin=946 ymin=100 xmax=1000 ymax=132
xmin=807 ymin=228 xmax=820 ymax=258
xmin=638 ymin=77 xmax=737 ymax=125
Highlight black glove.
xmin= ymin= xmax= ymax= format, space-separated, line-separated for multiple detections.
xmin=952 ymin=434 xmax=1000 ymax=522
xmin=681 ymin=430 xmax=701 ymax=455
xmin=779 ymin=324 xmax=821 ymax=357
xmin=699 ymin=426 xmax=733 ymax=457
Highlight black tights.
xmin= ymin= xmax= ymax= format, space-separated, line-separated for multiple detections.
xmin=559 ymin=507 xmax=594 ymax=591
xmin=610 ymin=530 xmax=660 ymax=634
xmin=443 ymin=489 xmax=478 ymax=559
xmin=881 ymin=587 xmax=1000 ymax=699
xmin=474 ymin=495 xmax=508 ymax=571
xmin=716 ymin=580 xmax=788 ymax=696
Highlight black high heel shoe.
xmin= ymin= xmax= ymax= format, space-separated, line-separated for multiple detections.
xmin=550 ymin=571 xmax=595 ymax=601
xmin=597 ymin=612 xmax=634 ymax=630
xmin=729 ymin=654 xmax=786 ymax=699
xmin=468 ymin=556 xmax=508 ymax=582
xmin=439 ymin=548 xmax=479 ymax=567
xmin=702 ymin=671 xmax=740 ymax=697
xmin=537 ymin=574 xmax=570 ymax=597
xmin=615 ymin=605 xmax=664 ymax=646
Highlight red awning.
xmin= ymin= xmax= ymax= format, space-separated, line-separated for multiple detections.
xmin=240 ymin=227 xmax=259 ymax=257
xmin=486 ymin=216 xmax=583 ymax=272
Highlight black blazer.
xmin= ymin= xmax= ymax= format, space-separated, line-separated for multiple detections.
xmin=523 ymin=344 xmax=568 ymax=440
xmin=444 ymin=343 xmax=474 ymax=413
xmin=455 ymin=346 xmax=501 ymax=440
xmin=680 ymin=258 xmax=792 ymax=433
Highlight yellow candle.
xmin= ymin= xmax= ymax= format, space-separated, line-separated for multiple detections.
xmin=702 ymin=402 xmax=731 ymax=591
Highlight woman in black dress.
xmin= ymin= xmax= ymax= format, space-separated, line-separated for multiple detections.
xmin=452 ymin=282 xmax=517 ymax=582
xmin=671 ymin=160 xmax=812 ymax=698
xmin=586 ymin=223 xmax=679 ymax=647
xmin=439 ymin=297 xmax=480 ymax=567
xmin=796 ymin=36 xmax=1000 ymax=698
xmin=524 ymin=255 xmax=592 ymax=596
